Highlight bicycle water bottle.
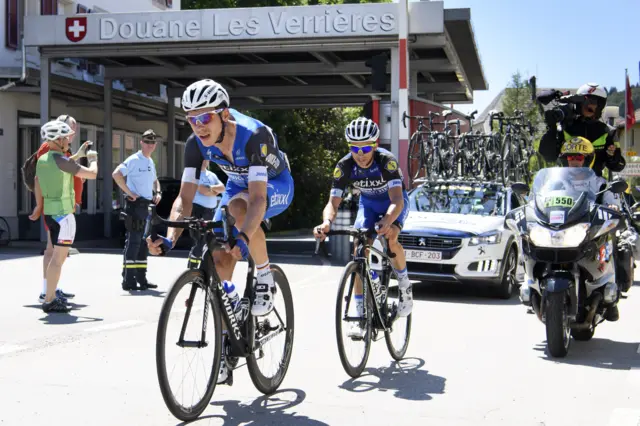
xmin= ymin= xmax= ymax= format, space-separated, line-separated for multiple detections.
xmin=222 ymin=281 xmax=242 ymax=321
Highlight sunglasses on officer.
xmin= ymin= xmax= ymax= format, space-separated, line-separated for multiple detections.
xmin=187 ymin=109 xmax=225 ymax=126
xmin=348 ymin=143 xmax=377 ymax=155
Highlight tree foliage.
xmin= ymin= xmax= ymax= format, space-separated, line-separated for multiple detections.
xmin=501 ymin=71 xmax=542 ymax=131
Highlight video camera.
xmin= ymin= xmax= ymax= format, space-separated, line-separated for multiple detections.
xmin=535 ymin=89 xmax=580 ymax=128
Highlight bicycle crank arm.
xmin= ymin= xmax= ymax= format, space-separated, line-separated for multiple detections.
xmin=176 ymin=340 xmax=209 ymax=349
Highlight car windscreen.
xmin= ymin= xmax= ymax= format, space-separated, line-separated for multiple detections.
xmin=409 ymin=183 xmax=506 ymax=216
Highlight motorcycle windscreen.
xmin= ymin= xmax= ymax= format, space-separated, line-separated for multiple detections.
xmin=531 ymin=167 xmax=596 ymax=226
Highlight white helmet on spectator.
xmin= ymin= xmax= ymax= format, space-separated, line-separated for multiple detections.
xmin=41 ymin=120 xmax=74 ymax=141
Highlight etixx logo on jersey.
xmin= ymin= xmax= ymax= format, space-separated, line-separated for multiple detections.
xmin=66 ymin=17 xmax=88 ymax=43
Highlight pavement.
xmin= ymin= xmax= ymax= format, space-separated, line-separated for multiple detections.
xmin=1 ymin=249 xmax=640 ymax=426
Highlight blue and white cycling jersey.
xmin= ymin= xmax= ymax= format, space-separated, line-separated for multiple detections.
xmin=182 ymin=108 xmax=293 ymax=221
xmin=331 ymin=148 xmax=409 ymax=229
xmin=182 ymin=108 xmax=289 ymax=187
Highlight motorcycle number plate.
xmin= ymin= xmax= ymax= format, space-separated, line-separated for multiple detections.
xmin=544 ymin=196 xmax=574 ymax=208
xmin=405 ymin=249 xmax=442 ymax=262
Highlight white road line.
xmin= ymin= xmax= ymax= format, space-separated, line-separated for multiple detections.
xmin=84 ymin=320 xmax=145 ymax=333
xmin=0 ymin=344 xmax=28 ymax=356
xmin=607 ymin=408 xmax=640 ymax=426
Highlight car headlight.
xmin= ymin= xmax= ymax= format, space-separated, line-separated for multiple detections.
xmin=469 ymin=231 xmax=502 ymax=246
xmin=528 ymin=223 xmax=588 ymax=248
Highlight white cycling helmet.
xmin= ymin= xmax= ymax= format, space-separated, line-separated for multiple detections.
xmin=576 ymin=83 xmax=607 ymax=100
xmin=345 ymin=117 xmax=380 ymax=143
xmin=182 ymin=79 xmax=230 ymax=112
xmin=41 ymin=120 xmax=74 ymax=141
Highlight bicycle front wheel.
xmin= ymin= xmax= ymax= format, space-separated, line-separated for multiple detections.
xmin=247 ymin=264 xmax=295 ymax=395
xmin=335 ymin=261 xmax=372 ymax=378
xmin=156 ymin=269 xmax=222 ymax=422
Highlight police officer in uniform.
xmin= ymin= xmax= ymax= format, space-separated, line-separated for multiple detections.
xmin=187 ymin=160 xmax=224 ymax=268
xmin=112 ymin=130 xmax=161 ymax=291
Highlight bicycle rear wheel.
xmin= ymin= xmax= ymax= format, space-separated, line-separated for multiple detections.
xmin=0 ymin=217 xmax=10 ymax=246
xmin=247 ymin=264 xmax=295 ymax=394
xmin=335 ymin=261 xmax=372 ymax=378
xmin=384 ymin=274 xmax=412 ymax=361
xmin=156 ymin=269 xmax=222 ymax=421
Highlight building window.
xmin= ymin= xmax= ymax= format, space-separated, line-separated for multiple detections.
xmin=5 ymin=0 xmax=19 ymax=50
xmin=41 ymin=0 xmax=58 ymax=15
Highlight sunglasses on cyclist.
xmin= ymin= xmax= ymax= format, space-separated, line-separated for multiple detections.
xmin=349 ymin=143 xmax=377 ymax=155
xmin=187 ymin=109 xmax=225 ymax=126
xmin=566 ymin=154 xmax=585 ymax=161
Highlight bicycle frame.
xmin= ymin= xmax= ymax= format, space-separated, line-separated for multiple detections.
xmin=345 ymin=235 xmax=399 ymax=333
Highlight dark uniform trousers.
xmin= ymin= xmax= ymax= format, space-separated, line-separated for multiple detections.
xmin=188 ymin=203 xmax=215 ymax=269
xmin=122 ymin=198 xmax=151 ymax=287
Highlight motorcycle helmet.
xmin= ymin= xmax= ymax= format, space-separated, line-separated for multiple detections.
xmin=575 ymin=83 xmax=607 ymax=120
xmin=559 ymin=136 xmax=595 ymax=168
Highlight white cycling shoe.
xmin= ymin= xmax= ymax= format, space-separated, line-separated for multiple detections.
xmin=347 ymin=322 xmax=366 ymax=340
xmin=251 ymin=282 xmax=275 ymax=317
xmin=397 ymin=286 xmax=413 ymax=317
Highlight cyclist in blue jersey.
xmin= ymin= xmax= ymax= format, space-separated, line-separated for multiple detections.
xmin=147 ymin=79 xmax=294 ymax=321
xmin=314 ymin=117 xmax=413 ymax=338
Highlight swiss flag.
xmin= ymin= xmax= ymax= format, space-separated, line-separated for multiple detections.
xmin=626 ymin=74 xmax=636 ymax=128
xmin=65 ymin=17 xmax=87 ymax=43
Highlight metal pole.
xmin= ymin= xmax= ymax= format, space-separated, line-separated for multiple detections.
xmin=625 ymin=69 xmax=629 ymax=161
xmin=39 ymin=56 xmax=51 ymax=243
xmin=167 ymin=97 xmax=176 ymax=178
xmin=103 ymin=79 xmax=113 ymax=238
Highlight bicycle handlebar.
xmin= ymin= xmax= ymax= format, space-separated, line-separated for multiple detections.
xmin=313 ymin=227 xmax=381 ymax=256
xmin=147 ymin=204 xmax=237 ymax=255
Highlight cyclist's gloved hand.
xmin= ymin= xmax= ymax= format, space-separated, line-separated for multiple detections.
xmin=147 ymin=234 xmax=173 ymax=256
xmin=230 ymin=227 xmax=250 ymax=260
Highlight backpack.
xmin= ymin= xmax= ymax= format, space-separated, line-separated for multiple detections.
xmin=21 ymin=150 xmax=39 ymax=192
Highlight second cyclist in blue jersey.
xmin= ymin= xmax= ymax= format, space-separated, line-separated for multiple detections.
xmin=147 ymin=79 xmax=294 ymax=320
xmin=313 ymin=117 xmax=413 ymax=338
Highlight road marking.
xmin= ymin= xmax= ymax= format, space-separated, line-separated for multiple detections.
xmin=637 ymin=344 xmax=640 ymax=354
xmin=607 ymin=408 xmax=640 ymax=426
xmin=84 ymin=320 xmax=145 ymax=333
xmin=0 ymin=344 xmax=28 ymax=356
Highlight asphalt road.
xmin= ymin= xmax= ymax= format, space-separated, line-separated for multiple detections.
xmin=1 ymin=250 xmax=639 ymax=426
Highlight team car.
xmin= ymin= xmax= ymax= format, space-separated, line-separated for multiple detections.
xmin=372 ymin=180 xmax=525 ymax=298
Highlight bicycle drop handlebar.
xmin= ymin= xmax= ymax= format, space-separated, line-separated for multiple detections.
xmin=147 ymin=204 xmax=238 ymax=256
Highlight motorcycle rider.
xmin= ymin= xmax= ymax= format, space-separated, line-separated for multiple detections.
xmin=539 ymin=83 xmax=625 ymax=178
xmin=558 ymin=137 xmax=621 ymax=321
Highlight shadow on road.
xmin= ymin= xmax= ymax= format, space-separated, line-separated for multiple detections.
xmin=176 ymin=389 xmax=328 ymax=426
xmin=339 ymin=357 xmax=446 ymax=401
xmin=534 ymin=338 xmax=640 ymax=370
xmin=24 ymin=303 xmax=103 ymax=325
xmin=121 ymin=289 xmax=166 ymax=298
xmin=408 ymin=283 xmax=521 ymax=306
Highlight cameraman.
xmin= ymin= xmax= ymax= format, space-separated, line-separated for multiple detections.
xmin=539 ymin=83 xmax=625 ymax=177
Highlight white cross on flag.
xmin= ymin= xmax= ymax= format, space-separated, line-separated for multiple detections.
xmin=65 ymin=17 xmax=87 ymax=42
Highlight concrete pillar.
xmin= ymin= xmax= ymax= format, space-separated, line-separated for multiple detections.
xmin=167 ymin=97 xmax=176 ymax=178
xmin=39 ymin=56 xmax=51 ymax=243
xmin=390 ymin=47 xmax=400 ymax=159
xmin=103 ymin=79 xmax=113 ymax=238
xmin=396 ymin=0 xmax=410 ymax=185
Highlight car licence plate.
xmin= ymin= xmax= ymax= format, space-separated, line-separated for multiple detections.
xmin=404 ymin=249 xmax=442 ymax=262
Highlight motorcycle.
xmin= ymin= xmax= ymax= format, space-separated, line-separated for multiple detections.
xmin=506 ymin=167 xmax=627 ymax=357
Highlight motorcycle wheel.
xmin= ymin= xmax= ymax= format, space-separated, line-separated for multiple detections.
xmin=545 ymin=292 xmax=571 ymax=358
